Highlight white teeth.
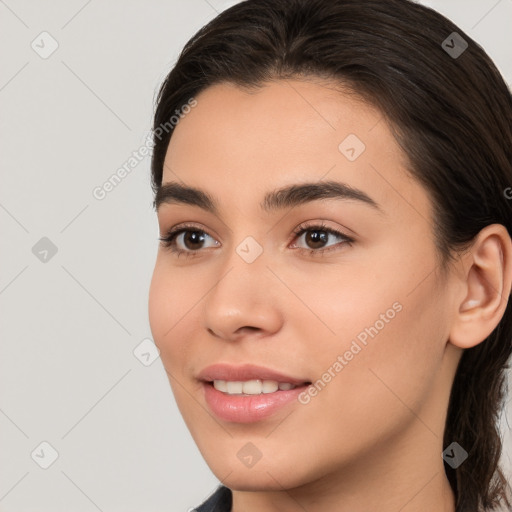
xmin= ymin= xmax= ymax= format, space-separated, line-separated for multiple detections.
xmin=213 ymin=380 xmax=227 ymax=392
xmin=226 ymin=381 xmax=243 ymax=394
xmin=262 ymin=380 xmax=279 ymax=393
xmin=243 ymin=379 xmax=266 ymax=395
xmin=212 ymin=379 xmax=298 ymax=395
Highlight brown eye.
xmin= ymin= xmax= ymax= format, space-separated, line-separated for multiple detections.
xmin=159 ymin=226 xmax=219 ymax=256
xmin=182 ymin=230 xmax=207 ymax=250
xmin=303 ymin=230 xmax=329 ymax=249
xmin=292 ymin=223 xmax=354 ymax=255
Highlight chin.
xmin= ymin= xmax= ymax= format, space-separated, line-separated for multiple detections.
xmin=209 ymin=459 xmax=311 ymax=492
xmin=223 ymin=473 xmax=298 ymax=492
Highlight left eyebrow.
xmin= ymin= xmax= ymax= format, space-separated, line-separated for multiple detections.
xmin=154 ymin=180 xmax=383 ymax=214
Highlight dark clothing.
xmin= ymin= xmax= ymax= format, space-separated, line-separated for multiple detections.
xmin=194 ymin=485 xmax=232 ymax=512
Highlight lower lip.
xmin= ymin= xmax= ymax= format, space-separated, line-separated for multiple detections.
xmin=202 ymin=382 xmax=308 ymax=423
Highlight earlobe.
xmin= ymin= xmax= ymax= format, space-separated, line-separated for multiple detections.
xmin=449 ymin=224 xmax=512 ymax=350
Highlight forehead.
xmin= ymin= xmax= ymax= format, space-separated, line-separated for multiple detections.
xmin=167 ymin=79 xmax=384 ymax=154
xmin=161 ymin=79 xmax=430 ymax=223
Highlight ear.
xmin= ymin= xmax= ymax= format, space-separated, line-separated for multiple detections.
xmin=449 ymin=224 xmax=512 ymax=349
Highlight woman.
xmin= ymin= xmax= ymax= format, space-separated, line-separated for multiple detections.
xmin=147 ymin=0 xmax=512 ymax=510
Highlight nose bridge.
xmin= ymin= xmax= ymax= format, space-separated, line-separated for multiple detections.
xmin=215 ymin=226 xmax=269 ymax=283
xmin=202 ymin=232 xmax=282 ymax=339
xmin=208 ymin=232 xmax=269 ymax=310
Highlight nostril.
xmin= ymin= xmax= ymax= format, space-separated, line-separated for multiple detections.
xmin=237 ymin=326 xmax=260 ymax=334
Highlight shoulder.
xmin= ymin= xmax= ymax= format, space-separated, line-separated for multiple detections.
xmin=193 ymin=485 xmax=232 ymax=512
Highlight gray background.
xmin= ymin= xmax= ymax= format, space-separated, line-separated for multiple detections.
xmin=0 ymin=0 xmax=511 ymax=510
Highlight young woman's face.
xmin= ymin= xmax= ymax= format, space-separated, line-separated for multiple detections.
xmin=148 ymin=80 xmax=461 ymax=493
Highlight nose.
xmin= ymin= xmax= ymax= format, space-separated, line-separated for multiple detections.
xmin=203 ymin=248 xmax=284 ymax=342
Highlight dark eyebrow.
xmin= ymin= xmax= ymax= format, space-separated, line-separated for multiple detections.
xmin=154 ymin=180 xmax=382 ymax=214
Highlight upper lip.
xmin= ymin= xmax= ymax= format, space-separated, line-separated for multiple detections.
xmin=197 ymin=363 xmax=310 ymax=385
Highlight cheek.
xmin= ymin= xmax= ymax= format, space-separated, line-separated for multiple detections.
xmin=296 ymin=247 xmax=449 ymax=430
xmin=148 ymin=262 xmax=172 ymax=345
xmin=273 ymin=260 xmax=404 ymax=356
xmin=148 ymin=260 xmax=193 ymax=365
xmin=317 ymin=272 xmax=449 ymax=436
xmin=148 ymin=265 xmax=202 ymax=423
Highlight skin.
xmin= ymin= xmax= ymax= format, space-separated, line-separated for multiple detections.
xmin=148 ymin=79 xmax=512 ymax=512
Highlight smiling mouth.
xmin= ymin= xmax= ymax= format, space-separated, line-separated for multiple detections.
xmin=207 ymin=379 xmax=312 ymax=395
xmin=202 ymin=378 xmax=313 ymax=423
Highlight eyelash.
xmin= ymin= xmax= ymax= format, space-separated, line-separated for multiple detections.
xmin=158 ymin=221 xmax=354 ymax=258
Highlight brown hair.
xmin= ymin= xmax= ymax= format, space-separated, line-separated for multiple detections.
xmin=150 ymin=1 xmax=512 ymax=510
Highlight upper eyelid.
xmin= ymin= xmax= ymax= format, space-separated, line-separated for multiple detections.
xmin=162 ymin=221 xmax=350 ymax=238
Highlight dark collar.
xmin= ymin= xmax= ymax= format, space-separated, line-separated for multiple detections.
xmin=194 ymin=485 xmax=232 ymax=512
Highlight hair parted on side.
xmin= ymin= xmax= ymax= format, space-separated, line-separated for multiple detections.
xmin=150 ymin=1 xmax=512 ymax=510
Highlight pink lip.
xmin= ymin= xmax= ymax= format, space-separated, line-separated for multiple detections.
xmin=202 ymin=382 xmax=309 ymax=423
xmin=198 ymin=363 xmax=311 ymax=423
